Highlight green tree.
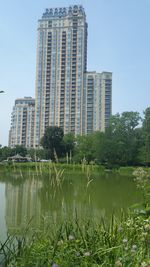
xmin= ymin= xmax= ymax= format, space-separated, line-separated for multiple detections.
xmin=138 ymin=107 xmax=150 ymax=165
xmin=40 ymin=126 xmax=64 ymax=160
xmin=0 ymin=146 xmax=13 ymax=161
xmin=96 ymin=112 xmax=141 ymax=166
xmin=63 ymin=133 xmax=75 ymax=155
xmin=27 ymin=148 xmax=49 ymax=161
xmin=94 ymin=131 xmax=118 ymax=166
xmin=12 ymin=145 xmax=27 ymax=157
xmin=74 ymin=134 xmax=96 ymax=163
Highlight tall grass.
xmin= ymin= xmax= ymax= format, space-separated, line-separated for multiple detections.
xmin=0 ymin=213 xmax=149 ymax=267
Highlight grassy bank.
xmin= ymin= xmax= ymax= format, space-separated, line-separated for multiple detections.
xmin=0 ymin=161 xmax=141 ymax=176
xmin=1 ymin=213 xmax=150 ymax=267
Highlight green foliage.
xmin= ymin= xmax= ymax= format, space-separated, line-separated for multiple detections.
xmin=138 ymin=108 xmax=150 ymax=165
xmin=133 ymin=168 xmax=150 ymax=210
xmin=12 ymin=145 xmax=27 ymax=157
xmin=0 ymin=145 xmax=27 ymax=161
xmin=62 ymin=133 xmax=75 ymax=155
xmin=0 ymin=146 xmax=13 ymax=161
xmin=74 ymin=134 xmax=97 ymax=163
xmin=2 ymin=216 xmax=150 ymax=267
xmin=104 ymin=112 xmax=141 ymax=166
xmin=27 ymin=148 xmax=49 ymax=160
xmin=40 ymin=126 xmax=64 ymax=160
xmin=73 ymin=111 xmax=143 ymax=167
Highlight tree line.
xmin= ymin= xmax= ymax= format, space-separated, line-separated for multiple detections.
xmin=0 ymin=107 xmax=150 ymax=167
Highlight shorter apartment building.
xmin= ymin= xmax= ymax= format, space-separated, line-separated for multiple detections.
xmin=83 ymin=72 xmax=112 ymax=134
xmin=9 ymin=97 xmax=35 ymax=148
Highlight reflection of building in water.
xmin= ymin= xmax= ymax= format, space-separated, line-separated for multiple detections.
xmin=5 ymin=179 xmax=43 ymax=235
xmin=5 ymin=176 xmax=113 ymax=235
xmin=5 ymin=177 xmax=95 ymax=234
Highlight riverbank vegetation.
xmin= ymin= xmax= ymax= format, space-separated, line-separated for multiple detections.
xmin=1 ymin=108 xmax=150 ymax=167
xmin=0 ymin=168 xmax=149 ymax=266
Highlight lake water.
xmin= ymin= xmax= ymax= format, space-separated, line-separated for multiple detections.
xmin=0 ymin=168 xmax=142 ymax=242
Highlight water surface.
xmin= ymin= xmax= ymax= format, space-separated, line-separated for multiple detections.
xmin=0 ymin=168 xmax=141 ymax=241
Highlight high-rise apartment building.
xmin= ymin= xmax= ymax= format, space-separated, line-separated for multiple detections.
xmin=83 ymin=72 xmax=112 ymax=134
xmin=34 ymin=5 xmax=88 ymax=147
xmin=9 ymin=97 xmax=35 ymax=148
xmin=8 ymin=5 xmax=112 ymax=148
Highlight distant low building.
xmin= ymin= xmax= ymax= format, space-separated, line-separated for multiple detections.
xmin=9 ymin=97 xmax=35 ymax=148
xmin=7 ymin=154 xmax=31 ymax=162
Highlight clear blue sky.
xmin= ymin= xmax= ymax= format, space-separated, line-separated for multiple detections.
xmin=0 ymin=0 xmax=150 ymax=146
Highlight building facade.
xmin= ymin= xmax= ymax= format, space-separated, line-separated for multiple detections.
xmin=34 ymin=5 xmax=88 ymax=147
xmin=83 ymin=72 xmax=112 ymax=134
xmin=8 ymin=5 xmax=112 ymax=148
xmin=9 ymin=97 xmax=35 ymax=148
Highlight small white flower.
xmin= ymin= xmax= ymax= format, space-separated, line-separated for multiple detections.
xmin=84 ymin=251 xmax=91 ymax=256
xmin=132 ymin=244 xmax=137 ymax=250
xmin=117 ymin=226 xmax=123 ymax=232
xmin=122 ymin=238 xmax=128 ymax=244
xmin=68 ymin=234 xmax=75 ymax=240
xmin=57 ymin=240 xmax=63 ymax=246
xmin=142 ymin=232 xmax=148 ymax=237
xmin=144 ymin=224 xmax=150 ymax=232
xmin=141 ymin=262 xmax=147 ymax=267
xmin=131 ymin=248 xmax=136 ymax=253
xmin=115 ymin=260 xmax=122 ymax=267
